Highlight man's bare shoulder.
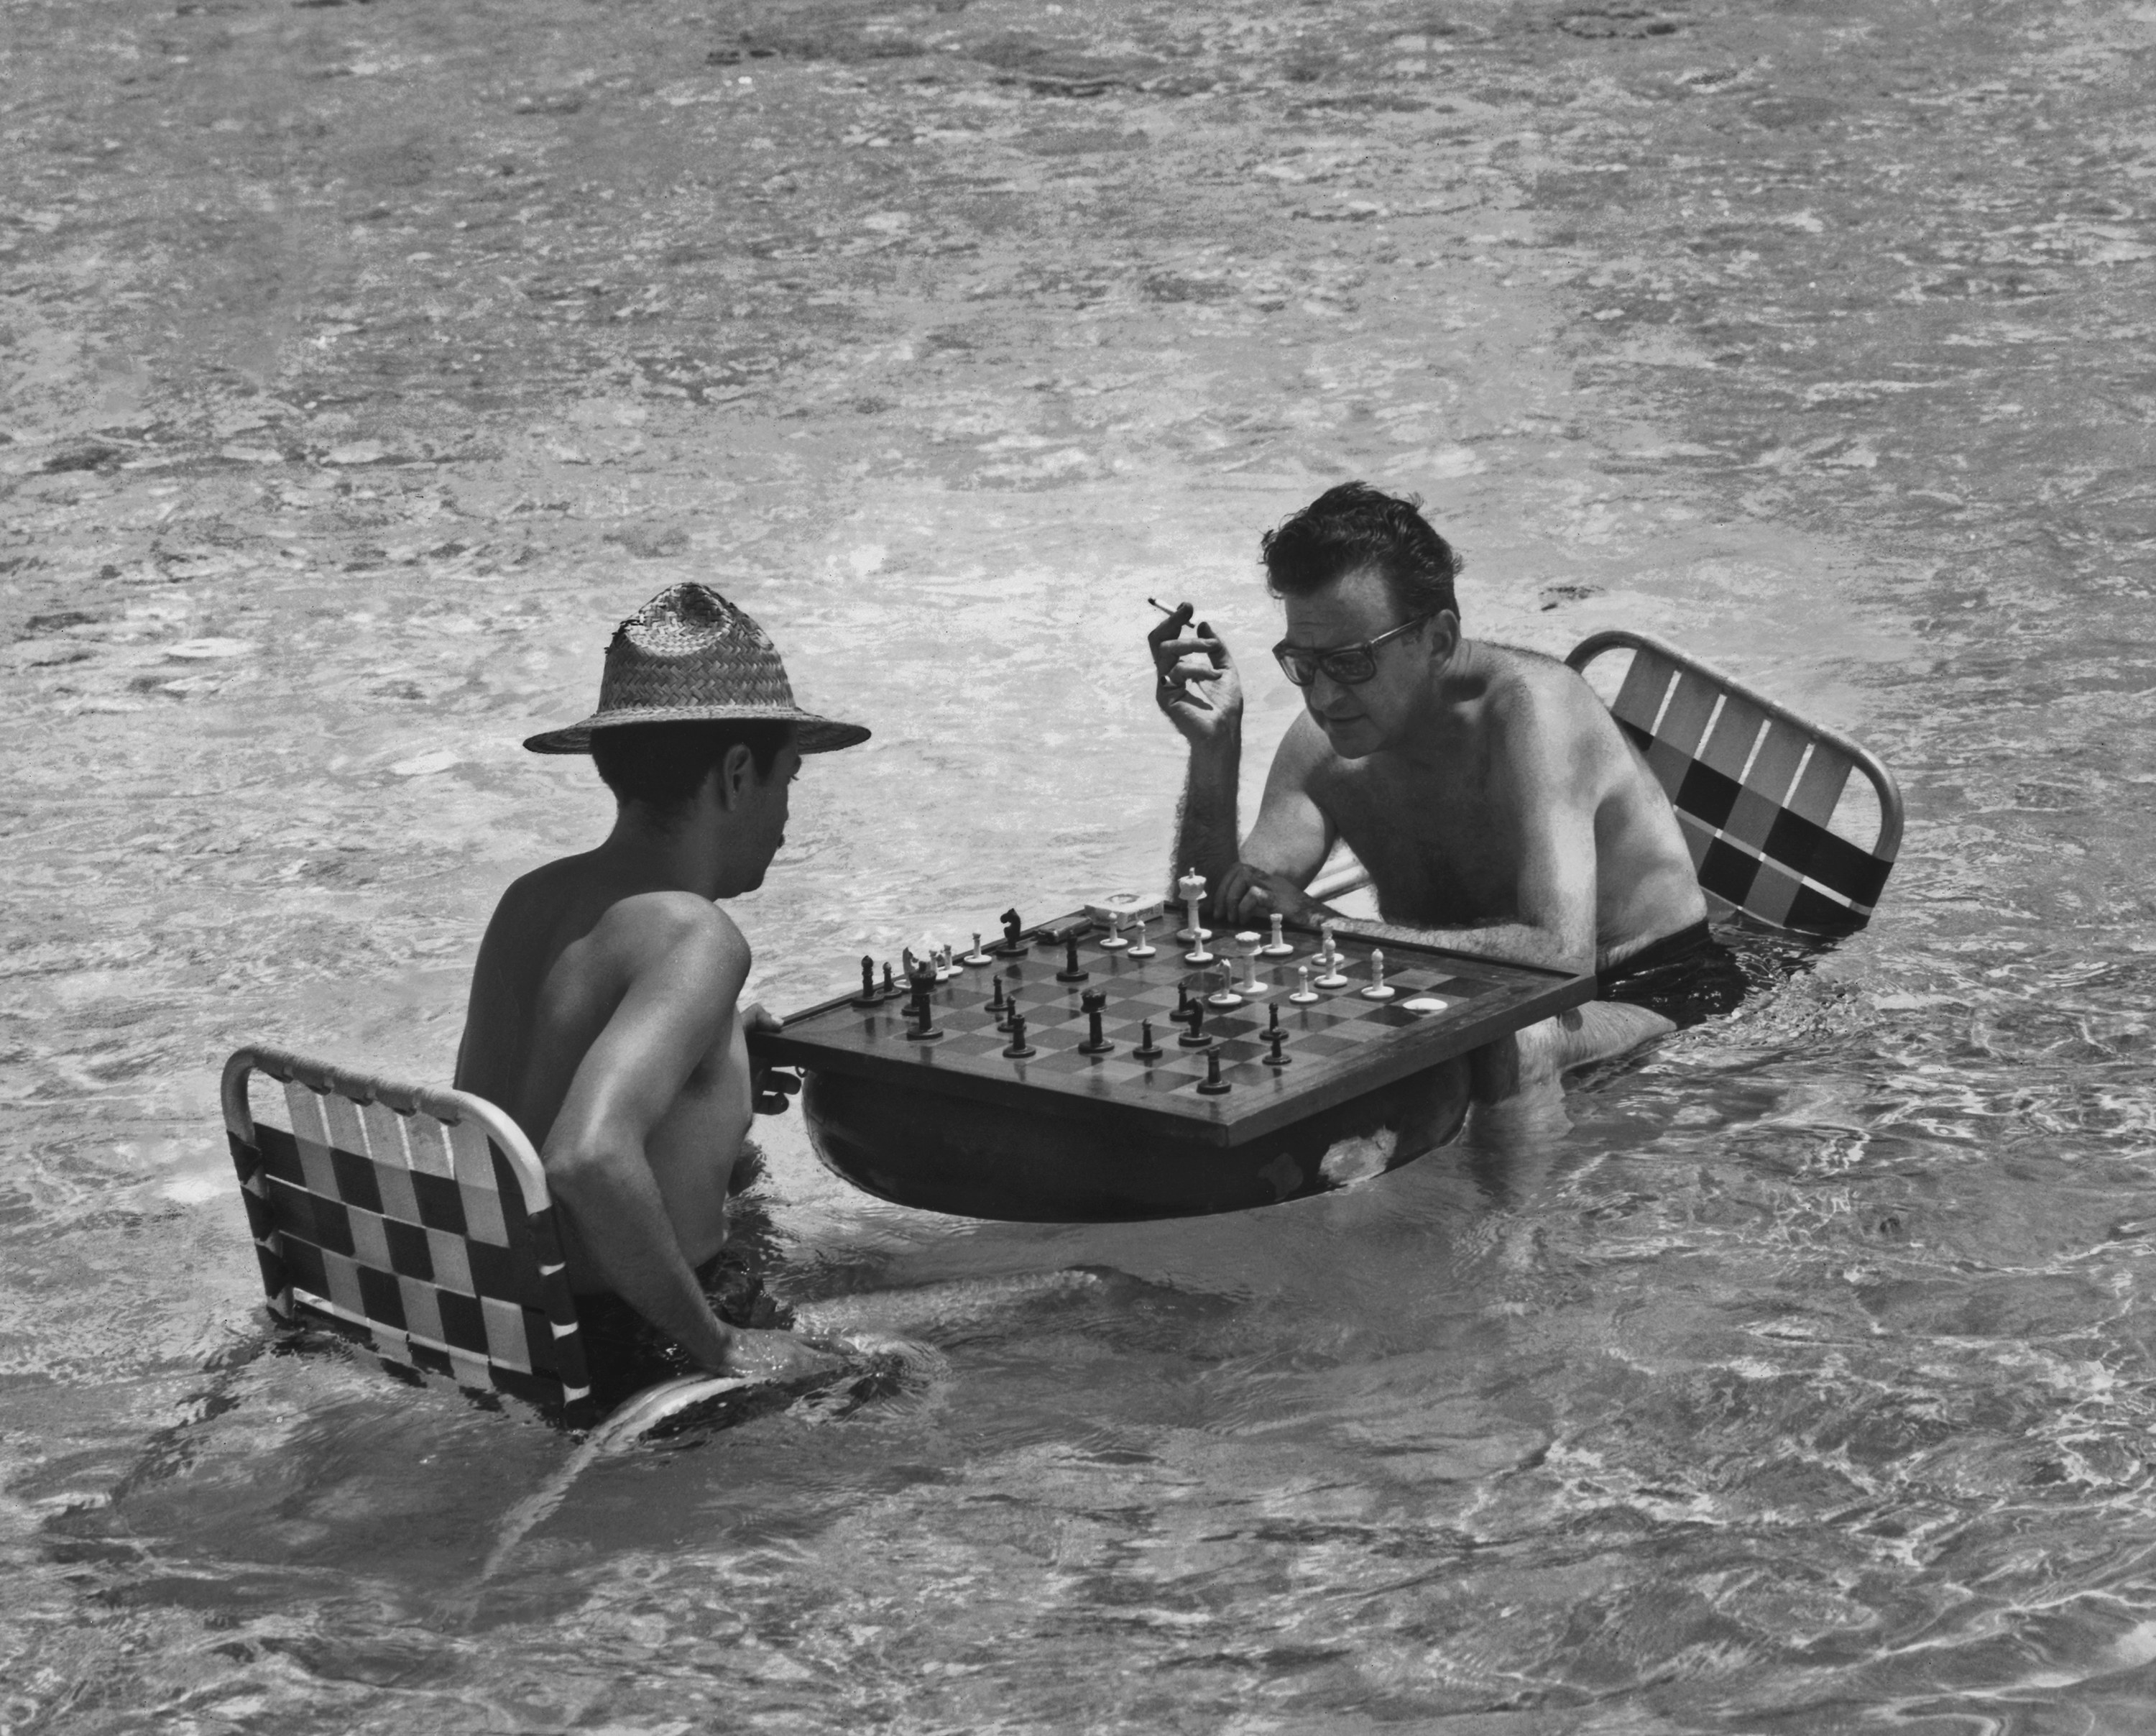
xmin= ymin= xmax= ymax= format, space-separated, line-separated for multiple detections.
xmin=586 ymin=889 xmax=747 ymax=973
xmin=478 ymin=861 xmax=745 ymax=996
xmin=1478 ymin=641 xmax=1618 ymax=730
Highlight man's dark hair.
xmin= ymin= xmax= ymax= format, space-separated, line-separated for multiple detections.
xmin=589 ymin=720 xmax=793 ymax=811
xmin=1260 ymin=482 xmax=1463 ymax=623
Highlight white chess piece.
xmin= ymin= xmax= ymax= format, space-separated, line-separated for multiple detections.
xmin=1360 ymin=947 xmax=1396 ymax=1001
xmin=1179 ymin=871 xmax=1214 ymax=963
xmin=1099 ymin=909 xmax=1129 ymax=950
xmin=1205 ymin=961 xmax=1244 ymax=1008
xmin=1289 ymin=963 xmax=1319 ymax=1004
xmin=961 ymin=931 xmax=992 ymax=966
xmin=1236 ymin=932 xmax=1271 ymax=996
xmin=1128 ymin=914 xmax=1156 ymax=958
xmin=1176 ymin=870 xmax=1212 ymax=948
xmin=1314 ymin=932 xmax=1350 ymax=989
xmin=1260 ymin=911 xmax=1294 ymax=957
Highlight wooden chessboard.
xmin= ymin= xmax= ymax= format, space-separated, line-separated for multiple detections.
xmin=752 ymin=912 xmax=1595 ymax=1149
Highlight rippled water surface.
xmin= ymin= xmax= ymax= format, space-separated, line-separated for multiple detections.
xmin=6 ymin=0 xmax=2156 ymax=1729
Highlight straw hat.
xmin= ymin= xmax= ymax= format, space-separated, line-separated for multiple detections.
xmin=523 ymin=583 xmax=870 ymax=756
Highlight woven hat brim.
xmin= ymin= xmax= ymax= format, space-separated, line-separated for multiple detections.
xmin=523 ymin=705 xmax=871 ymax=756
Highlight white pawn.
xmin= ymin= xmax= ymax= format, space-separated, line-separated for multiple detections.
xmin=1314 ymin=934 xmax=1350 ymax=990
xmin=1099 ymin=909 xmax=1130 ymax=950
xmin=936 ymin=946 xmax=961 ymax=980
xmin=961 ymin=932 xmax=992 ymax=967
xmin=1260 ymin=911 xmax=1294 ymax=957
xmin=1319 ymin=922 xmax=1342 ymax=968
xmin=1128 ymin=915 xmax=1156 ymax=958
xmin=1360 ymin=947 xmax=1396 ymax=1001
xmin=1236 ymin=932 xmax=1270 ymax=996
xmin=1289 ymin=963 xmax=1319 ymax=1004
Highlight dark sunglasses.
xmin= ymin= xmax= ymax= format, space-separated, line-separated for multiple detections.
xmin=1271 ymin=612 xmax=1435 ymax=688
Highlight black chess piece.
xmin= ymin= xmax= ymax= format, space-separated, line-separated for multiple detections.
xmin=1056 ymin=933 xmax=1089 ymax=984
xmin=853 ymin=954 xmax=880 ymax=1008
xmin=994 ymin=907 xmax=1028 ymax=957
xmin=1133 ymin=1019 xmax=1163 ymax=1062
xmin=1196 ymin=1048 xmax=1230 ymax=1095
xmin=1003 ymin=1012 xmax=1035 ymax=1059
xmin=906 ymin=966 xmax=941 ymax=1040
xmin=881 ymin=962 xmax=898 ymax=999
xmin=1077 ymin=986 xmax=1113 ymax=1055
xmin=1264 ymin=1025 xmax=1290 ymax=1067
xmin=1177 ymin=1000 xmax=1210 ymax=1047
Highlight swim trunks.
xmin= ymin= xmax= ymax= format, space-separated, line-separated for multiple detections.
xmin=1595 ymin=919 xmax=1747 ymax=1029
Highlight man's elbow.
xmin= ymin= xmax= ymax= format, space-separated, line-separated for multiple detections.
xmin=1529 ymin=914 xmax=1596 ymax=973
xmin=543 ymin=1139 xmax=637 ymax=1205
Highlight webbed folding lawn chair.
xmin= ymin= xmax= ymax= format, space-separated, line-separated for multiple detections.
xmin=1309 ymin=629 xmax=1904 ymax=937
xmin=1564 ymin=630 xmax=1903 ymax=934
xmin=222 ymin=1046 xmax=745 ymax=1437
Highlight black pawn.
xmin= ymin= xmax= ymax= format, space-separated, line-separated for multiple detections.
xmin=1056 ymin=933 xmax=1089 ymax=984
xmin=1178 ymin=1000 xmax=1211 ymax=1047
xmin=1196 ymin=1048 xmax=1230 ymax=1095
xmin=854 ymin=955 xmax=880 ymax=1008
xmin=1003 ymin=1012 xmax=1035 ymax=1059
xmin=1134 ymin=1019 xmax=1163 ymax=1062
xmin=881 ymin=963 xmax=898 ymax=999
xmin=1077 ymin=987 xmax=1113 ymax=1055
xmin=1264 ymin=1026 xmax=1290 ymax=1068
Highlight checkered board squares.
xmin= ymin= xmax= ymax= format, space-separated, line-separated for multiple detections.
xmin=755 ymin=913 xmax=1593 ymax=1150
xmin=233 ymin=1070 xmax=591 ymax=1415
xmin=1606 ymin=642 xmax=1896 ymax=934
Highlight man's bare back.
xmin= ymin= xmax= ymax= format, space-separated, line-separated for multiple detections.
xmin=459 ymin=582 xmax=870 ymax=1383
xmin=458 ymin=868 xmax=757 ymax=1289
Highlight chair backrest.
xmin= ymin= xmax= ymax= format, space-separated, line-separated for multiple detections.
xmin=1566 ymin=630 xmax=1904 ymax=934
xmin=222 ymin=1046 xmax=594 ymax=1420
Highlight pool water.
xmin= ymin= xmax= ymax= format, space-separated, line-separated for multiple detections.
xmin=6 ymin=0 xmax=2156 ymax=1729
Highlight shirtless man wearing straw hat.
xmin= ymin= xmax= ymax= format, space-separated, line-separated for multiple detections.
xmin=456 ymin=583 xmax=868 ymax=1384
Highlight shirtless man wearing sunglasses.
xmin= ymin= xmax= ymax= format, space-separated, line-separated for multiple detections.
xmin=1147 ymin=481 xmax=1741 ymax=1128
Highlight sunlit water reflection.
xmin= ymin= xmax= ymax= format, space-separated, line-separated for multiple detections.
xmin=6 ymin=0 xmax=2156 ymax=1730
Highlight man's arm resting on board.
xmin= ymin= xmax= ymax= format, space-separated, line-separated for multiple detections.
xmin=540 ymin=901 xmax=824 ymax=1379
